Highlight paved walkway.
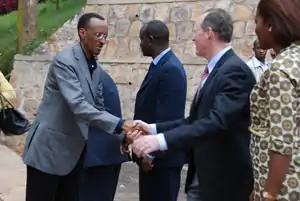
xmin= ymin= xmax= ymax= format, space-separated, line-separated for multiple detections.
xmin=0 ymin=145 xmax=26 ymax=201
xmin=115 ymin=162 xmax=187 ymax=201
xmin=0 ymin=144 xmax=187 ymax=201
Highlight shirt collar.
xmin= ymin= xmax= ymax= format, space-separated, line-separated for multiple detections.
xmin=251 ymin=56 xmax=270 ymax=68
xmin=207 ymin=46 xmax=232 ymax=73
xmin=152 ymin=47 xmax=171 ymax=65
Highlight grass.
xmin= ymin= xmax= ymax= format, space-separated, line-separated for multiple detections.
xmin=0 ymin=0 xmax=85 ymax=76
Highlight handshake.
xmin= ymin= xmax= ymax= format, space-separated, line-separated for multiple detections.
xmin=120 ymin=120 xmax=160 ymax=172
xmin=121 ymin=120 xmax=151 ymax=147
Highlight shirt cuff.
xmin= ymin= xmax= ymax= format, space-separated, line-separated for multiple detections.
xmin=149 ymin=124 xmax=157 ymax=134
xmin=115 ymin=119 xmax=123 ymax=134
xmin=156 ymin=133 xmax=168 ymax=151
xmin=146 ymin=154 xmax=154 ymax=159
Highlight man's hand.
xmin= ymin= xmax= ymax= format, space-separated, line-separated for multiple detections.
xmin=120 ymin=130 xmax=144 ymax=155
xmin=141 ymin=155 xmax=154 ymax=172
xmin=132 ymin=120 xmax=152 ymax=134
xmin=132 ymin=135 xmax=160 ymax=157
xmin=122 ymin=120 xmax=136 ymax=133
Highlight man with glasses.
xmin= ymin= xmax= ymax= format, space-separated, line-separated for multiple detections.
xmin=22 ymin=13 xmax=134 ymax=201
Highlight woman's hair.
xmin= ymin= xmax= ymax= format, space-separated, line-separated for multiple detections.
xmin=257 ymin=0 xmax=300 ymax=47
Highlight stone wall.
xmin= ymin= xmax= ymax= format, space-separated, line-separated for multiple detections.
xmin=10 ymin=0 xmax=258 ymax=120
xmin=7 ymin=0 xmax=260 ymax=155
xmin=11 ymin=55 xmax=206 ymax=121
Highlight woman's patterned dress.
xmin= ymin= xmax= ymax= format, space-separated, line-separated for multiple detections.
xmin=249 ymin=42 xmax=300 ymax=201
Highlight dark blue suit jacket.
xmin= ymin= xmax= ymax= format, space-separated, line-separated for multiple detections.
xmin=84 ymin=71 xmax=129 ymax=167
xmin=134 ymin=50 xmax=187 ymax=168
xmin=156 ymin=50 xmax=255 ymax=201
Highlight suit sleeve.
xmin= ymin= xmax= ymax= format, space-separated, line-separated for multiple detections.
xmin=156 ymin=66 xmax=187 ymax=123
xmin=52 ymin=56 xmax=122 ymax=135
xmin=163 ymin=66 xmax=255 ymax=150
xmin=151 ymin=66 xmax=187 ymax=157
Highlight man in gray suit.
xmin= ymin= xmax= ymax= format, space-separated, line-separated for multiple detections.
xmin=23 ymin=13 xmax=133 ymax=201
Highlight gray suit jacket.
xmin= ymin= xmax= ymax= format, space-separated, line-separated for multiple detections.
xmin=22 ymin=44 xmax=121 ymax=176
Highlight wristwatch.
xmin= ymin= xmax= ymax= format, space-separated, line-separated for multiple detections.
xmin=261 ymin=190 xmax=276 ymax=200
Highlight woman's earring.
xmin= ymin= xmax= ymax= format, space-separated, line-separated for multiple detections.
xmin=268 ymin=27 xmax=272 ymax=32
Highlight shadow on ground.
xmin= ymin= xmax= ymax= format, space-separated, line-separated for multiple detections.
xmin=115 ymin=162 xmax=187 ymax=201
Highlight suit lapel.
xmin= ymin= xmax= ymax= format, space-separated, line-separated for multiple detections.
xmin=138 ymin=50 xmax=174 ymax=92
xmin=73 ymin=44 xmax=95 ymax=99
xmin=193 ymin=49 xmax=236 ymax=109
xmin=139 ymin=64 xmax=154 ymax=91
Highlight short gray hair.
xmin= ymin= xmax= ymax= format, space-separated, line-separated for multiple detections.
xmin=201 ymin=8 xmax=233 ymax=42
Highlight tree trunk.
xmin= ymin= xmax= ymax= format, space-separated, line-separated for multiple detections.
xmin=17 ymin=0 xmax=37 ymax=53
xmin=56 ymin=0 xmax=60 ymax=10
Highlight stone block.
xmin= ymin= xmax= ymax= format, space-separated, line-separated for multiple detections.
xmin=104 ymin=38 xmax=117 ymax=58
xmin=214 ymin=0 xmax=231 ymax=11
xmin=171 ymin=6 xmax=190 ymax=22
xmin=23 ymin=99 xmax=39 ymax=120
xmin=184 ymin=40 xmax=196 ymax=57
xmin=155 ymin=3 xmax=170 ymax=22
xmin=170 ymin=43 xmax=185 ymax=55
xmin=191 ymin=2 xmax=203 ymax=21
xmin=125 ymin=4 xmax=142 ymax=20
xmin=139 ymin=4 xmax=154 ymax=23
xmin=245 ymin=20 xmax=256 ymax=36
xmin=129 ymin=20 xmax=143 ymax=37
xmin=167 ymin=23 xmax=176 ymax=40
xmin=108 ymin=24 xmax=115 ymax=38
xmin=23 ymin=88 xmax=36 ymax=99
xmin=232 ymin=38 xmax=254 ymax=59
xmin=233 ymin=21 xmax=245 ymax=38
xmin=231 ymin=4 xmax=253 ymax=21
xmin=129 ymin=39 xmax=142 ymax=58
xmin=115 ymin=37 xmax=130 ymax=58
xmin=115 ymin=18 xmax=131 ymax=36
xmin=177 ymin=22 xmax=194 ymax=40
xmin=97 ymin=5 xmax=110 ymax=19
xmin=109 ymin=5 xmax=127 ymax=18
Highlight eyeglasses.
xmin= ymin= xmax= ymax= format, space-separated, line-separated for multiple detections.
xmin=86 ymin=30 xmax=107 ymax=40
xmin=93 ymin=33 xmax=107 ymax=40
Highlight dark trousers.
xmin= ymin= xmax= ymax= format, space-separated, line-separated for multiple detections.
xmin=139 ymin=166 xmax=182 ymax=201
xmin=26 ymin=150 xmax=85 ymax=201
xmin=80 ymin=165 xmax=121 ymax=201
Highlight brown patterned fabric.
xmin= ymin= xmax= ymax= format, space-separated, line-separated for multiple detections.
xmin=249 ymin=41 xmax=300 ymax=201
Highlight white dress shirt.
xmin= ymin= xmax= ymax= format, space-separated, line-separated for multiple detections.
xmin=246 ymin=56 xmax=270 ymax=82
xmin=152 ymin=46 xmax=232 ymax=151
xmin=144 ymin=47 xmax=171 ymax=158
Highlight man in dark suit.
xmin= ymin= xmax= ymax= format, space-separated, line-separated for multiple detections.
xmin=133 ymin=20 xmax=187 ymax=201
xmin=131 ymin=9 xmax=255 ymax=201
xmin=80 ymin=70 xmax=130 ymax=201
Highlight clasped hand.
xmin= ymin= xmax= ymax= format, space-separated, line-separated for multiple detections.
xmin=120 ymin=120 xmax=161 ymax=171
xmin=120 ymin=120 xmax=151 ymax=154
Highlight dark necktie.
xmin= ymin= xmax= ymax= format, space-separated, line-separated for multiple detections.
xmin=195 ymin=66 xmax=209 ymax=101
xmin=143 ymin=62 xmax=155 ymax=81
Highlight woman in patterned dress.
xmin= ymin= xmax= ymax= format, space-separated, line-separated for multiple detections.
xmin=249 ymin=0 xmax=300 ymax=201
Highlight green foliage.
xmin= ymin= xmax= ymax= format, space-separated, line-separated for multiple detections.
xmin=0 ymin=0 xmax=84 ymax=76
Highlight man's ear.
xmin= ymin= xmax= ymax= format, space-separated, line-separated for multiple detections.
xmin=79 ymin=28 xmax=86 ymax=40
xmin=206 ymin=27 xmax=214 ymax=40
xmin=148 ymin=35 xmax=154 ymax=43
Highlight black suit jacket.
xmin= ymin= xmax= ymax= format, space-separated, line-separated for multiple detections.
xmin=156 ymin=49 xmax=255 ymax=201
xmin=134 ymin=50 xmax=187 ymax=168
